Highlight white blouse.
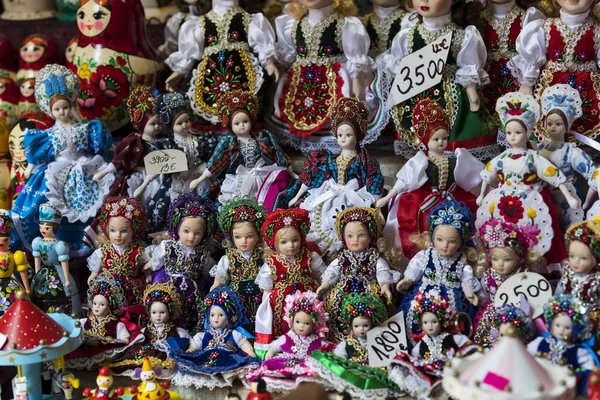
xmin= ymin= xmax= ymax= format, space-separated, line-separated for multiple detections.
xmin=527 ymin=336 xmax=596 ymax=370
xmin=254 ymin=251 xmax=325 ymax=290
xmin=334 ymin=336 xmax=368 ymax=358
xmin=321 ymin=255 xmax=400 ymax=287
xmin=405 ymin=249 xmax=480 ymax=293
xmin=162 ymin=6 xmax=201 ymax=57
xmin=209 ymin=251 xmax=254 ymax=283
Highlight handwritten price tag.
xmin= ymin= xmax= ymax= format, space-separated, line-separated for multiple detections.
xmin=494 ymin=272 xmax=552 ymax=319
xmin=367 ymin=311 xmax=408 ymax=367
xmin=390 ymin=32 xmax=453 ymax=106
xmin=144 ymin=149 xmax=188 ymax=175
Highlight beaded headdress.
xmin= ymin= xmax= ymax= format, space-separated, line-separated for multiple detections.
xmin=156 ymin=92 xmax=188 ymax=130
xmin=283 ymin=290 xmax=328 ymax=335
xmin=496 ymin=92 xmax=540 ymax=134
xmin=543 ymin=294 xmax=592 ymax=343
xmin=39 ymin=203 xmax=62 ymax=225
xmin=218 ymin=196 xmax=266 ymax=240
xmin=565 ymin=220 xmax=600 ymax=269
xmin=216 ymin=90 xmax=259 ymax=128
xmin=0 ymin=209 xmax=13 ymax=236
xmin=412 ymin=99 xmax=449 ymax=147
xmin=341 ymin=292 xmax=387 ymax=327
xmin=479 ymin=218 xmax=538 ymax=260
xmin=262 ymin=208 xmax=310 ymax=251
xmin=413 ymin=288 xmax=453 ymax=326
xmin=203 ymin=286 xmax=249 ymax=330
xmin=167 ymin=193 xmax=218 ymax=242
xmin=331 ymin=97 xmax=368 ymax=145
xmin=492 ymin=303 xmax=533 ymax=342
xmin=99 ymin=196 xmax=148 ymax=240
xmin=87 ymin=274 xmax=126 ymax=314
xmin=335 ymin=206 xmax=382 ymax=248
xmin=541 ymin=84 xmax=582 ymax=130
xmin=127 ymin=86 xmax=158 ymax=131
xmin=428 ymin=200 xmax=474 ymax=247
xmin=34 ymin=64 xmax=81 ymax=116
xmin=143 ymin=282 xmax=183 ymax=321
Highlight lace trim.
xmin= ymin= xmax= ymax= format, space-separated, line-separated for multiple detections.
xmin=421 ymin=333 xmax=451 ymax=363
xmin=543 ymin=17 xmax=600 ymax=71
xmin=481 ymin=6 xmax=522 ymax=62
xmin=366 ymin=9 xmax=406 ymax=55
xmin=226 ymin=248 xmax=261 ymax=289
xmin=203 ymin=7 xmax=251 ymax=49
xmin=239 ymin=138 xmax=259 ymax=168
xmin=292 ymin=12 xmax=344 ymax=64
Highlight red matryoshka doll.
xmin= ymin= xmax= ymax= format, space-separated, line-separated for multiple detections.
xmin=72 ymin=0 xmax=160 ymax=131
xmin=0 ymin=35 xmax=16 ymax=78
xmin=17 ymin=78 xmax=39 ymax=115
xmin=65 ymin=37 xmax=78 ymax=72
xmin=16 ymin=34 xmax=60 ymax=83
xmin=0 ymin=73 xmax=18 ymax=125
xmin=0 ymin=119 xmax=9 ymax=209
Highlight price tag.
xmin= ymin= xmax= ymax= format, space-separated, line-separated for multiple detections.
xmin=390 ymin=32 xmax=453 ymax=106
xmin=144 ymin=149 xmax=188 ymax=175
xmin=367 ymin=311 xmax=408 ymax=367
xmin=494 ymin=272 xmax=552 ymax=319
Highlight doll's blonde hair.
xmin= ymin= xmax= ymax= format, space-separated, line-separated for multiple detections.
xmin=476 ymin=246 xmax=543 ymax=277
xmin=263 ymin=226 xmax=301 ymax=255
xmin=263 ymin=0 xmax=283 ymax=19
xmin=285 ymin=0 xmax=358 ymax=20
xmin=539 ymin=0 xmax=600 ymax=20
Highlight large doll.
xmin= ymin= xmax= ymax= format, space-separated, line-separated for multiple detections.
xmin=476 ymin=91 xmax=580 ymax=272
xmin=362 ymin=0 xmax=412 ymax=59
xmin=10 ymin=64 xmax=114 ymax=257
xmin=0 ymin=210 xmax=28 ymax=316
xmin=316 ymin=206 xmax=399 ymax=341
xmin=376 ymin=99 xmax=483 ymax=258
xmin=157 ymin=0 xmax=199 ymax=58
xmin=145 ymin=193 xmax=217 ymax=333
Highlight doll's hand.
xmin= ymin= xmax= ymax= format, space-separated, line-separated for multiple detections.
xmin=145 ymin=274 xmax=153 ymax=283
xmin=316 ymin=282 xmax=330 ymax=298
xmin=186 ymin=345 xmax=198 ymax=353
xmin=190 ymin=175 xmax=206 ymax=190
xmin=466 ymin=84 xmax=480 ymax=112
xmin=93 ymin=169 xmax=109 ymax=182
xmin=264 ymin=349 xmax=274 ymax=360
xmin=165 ymin=72 xmax=184 ymax=92
xmin=262 ymin=290 xmax=271 ymax=303
xmin=465 ymin=290 xmax=479 ymax=306
xmin=65 ymin=278 xmax=71 ymax=287
xmin=381 ymin=284 xmax=392 ymax=303
xmin=375 ymin=195 xmax=390 ymax=209
xmin=519 ymin=84 xmax=533 ymax=95
xmin=266 ymin=57 xmax=280 ymax=82
xmin=476 ymin=194 xmax=484 ymax=207
xmin=396 ymin=277 xmax=413 ymax=293
xmin=567 ymin=194 xmax=582 ymax=209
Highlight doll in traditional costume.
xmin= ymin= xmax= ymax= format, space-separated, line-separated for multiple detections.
xmin=0 ymin=73 xmax=18 ymax=126
xmin=64 ymin=37 xmax=78 ymax=72
xmin=376 ymin=99 xmax=483 ymax=258
xmin=157 ymin=0 xmax=200 ymax=58
xmin=248 ymin=291 xmax=329 ymax=391
xmin=475 ymin=301 xmax=534 ymax=348
xmin=362 ymin=0 xmax=413 ymax=59
xmin=527 ymin=294 xmax=599 ymax=395
xmin=476 ymin=91 xmax=580 ymax=272
xmin=145 ymin=193 xmax=217 ymax=332
xmin=87 ymin=196 xmax=148 ymax=305
xmin=166 ymin=286 xmax=260 ymax=389
xmin=397 ymin=200 xmax=480 ymax=344
xmin=0 ymin=209 xmax=28 ymax=316
xmin=316 ymin=206 xmax=399 ymax=341
xmin=210 ymin=196 xmax=266 ymax=332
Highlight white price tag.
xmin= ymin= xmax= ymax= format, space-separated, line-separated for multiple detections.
xmin=390 ymin=32 xmax=453 ymax=106
xmin=367 ymin=311 xmax=408 ymax=367
xmin=494 ymin=272 xmax=552 ymax=319
xmin=144 ymin=149 xmax=188 ymax=175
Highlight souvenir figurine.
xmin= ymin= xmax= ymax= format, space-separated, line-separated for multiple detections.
xmin=0 ymin=72 xmax=18 ymax=125
xmin=254 ymin=208 xmax=325 ymax=341
xmin=17 ymin=78 xmax=39 ymax=116
xmin=87 ymin=196 xmax=148 ymax=305
xmin=145 ymin=194 xmax=217 ymax=333
xmin=157 ymin=0 xmax=200 ymax=58
xmin=72 ymin=0 xmax=160 ymax=131
xmin=316 ymin=206 xmax=400 ymax=341
xmin=476 ymin=92 xmax=580 ymax=272
xmin=246 ymin=378 xmax=272 ymax=400
xmin=248 ymin=291 xmax=329 ymax=391
xmin=165 ymin=0 xmax=277 ymax=127
xmin=52 ymin=372 xmax=80 ymax=400
xmin=0 ymin=35 xmax=16 ymax=77
xmin=82 ymin=368 xmax=125 ymax=400
xmin=29 ymin=203 xmax=81 ymax=314
xmin=11 ymin=64 xmax=114 ymax=257
xmin=362 ymin=0 xmax=412 ymax=59
xmin=397 ymin=200 xmax=480 ymax=343
xmin=376 ymin=99 xmax=483 ymax=258
xmin=12 ymin=376 xmax=29 ymax=400
xmin=527 ymin=294 xmax=600 ymax=395
xmin=0 ymin=210 xmax=28 ymax=315
xmin=64 ymin=38 xmax=78 ymax=71
xmin=0 ymin=0 xmax=56 ymax=20
xmin=210 ymin=196 xmax=266 ymax=332
xmin=131 ymin=357 xmax=173 ymax=400
xmin=166 ymin=287 xmax=260 ymax=389
xmin=377 ymin=0 xmax=497 ymax=160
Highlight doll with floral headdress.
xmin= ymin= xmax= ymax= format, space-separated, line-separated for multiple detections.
xmin=145 ymin=193 xmax=217 ymax=332
xmin=315 ymin=206 xmax=400 ymax=341
xmin=248 ymin=291 xmax=329 ymax=391
xmin=0 ymin=209 xmax=28 ymax=316
xmin=210 ymin=196 xmax=266 ymax=332
xmin=166 ymin=286 xmax=260 ymax=389
xmin=397 ymin=200 xmax=480 ymax=344
xmin=476 ymin=91 xmax=580 ymax=272
xmin=527 ymin=294 xmax=600 ymax=395
xmin=86 ymin=196 xmax=149 ymax=305
xmin=376 ymin=99 xmax=483 ymax=259
xmin=475 ymin=300 xmax=534 ymax=349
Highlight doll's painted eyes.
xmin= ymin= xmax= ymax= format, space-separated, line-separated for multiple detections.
xmin=78 ymin=11 xmax=85 ymax=19
xmin=93 ymin=11 xmax=107 ymax=20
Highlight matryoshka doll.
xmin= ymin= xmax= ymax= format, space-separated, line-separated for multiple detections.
xmin=0 ymin=34 xmax=17 ymax=78
xmin=0 ymin=36 xmax=18 ymax=126
xmin=64 ymin=37 xmax=78 ymax=71
xmin=72 ymin=0 xmax=160 ymax=131
xmin=0 ymin=119 xmax=10 ymax=209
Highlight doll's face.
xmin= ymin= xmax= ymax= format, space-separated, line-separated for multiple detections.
xmin=77 ymin=1 xmax=112 ymax=38
xmin=140 ymin=370 xmax=156 ymax=382
xmin=297 ymin=0 xmax=334 ymax=9
xmin=92 ymin=294 xmax=110 ymax=317
xmin=150 ymin=302 xmax=169 ymax=324
xmin=9 ymin=124 xmax=26 ymax=162
xmin=209 ymin=305 xmax=228 ymax=329
xmin=65 ymin=41 xmax=77 ymax=64
xmin=293 ymin=311 xmax=313 ymax=336
xmin=39 ymin=222 xmax=56 ymax=238
xmin=344 ymin=221 xmax=371 ymax=253
xmin=276 ymin=227 xmax=301 ymax=257
xmin=498 ymin=322 xmax=513 ymax=339
xmin=51 ymin=99 xmax=72 ymax=123
xmin=556 ymin=0 xmax=594 ymax=15
xmin=20 ymin=80 xmax=34 ymax=98
xmin=20 ymin=40 xmax=45 ymax=64
xmin=0 ymin=79 xmax=7 ymax=97
xmin=545 ymin=113 xmax=567 ymax=141
xmin=568 ymin=240 xmax=597 ymax=274
xmin=352 ymin=315 xmax=372 ymax=339
xmin=96 ymin=375 xmax=113 ymax=389
xmin=107 ymin=216 xmax=133 ymax=246
xmin=505 ymin=120 xmax=528 ymax=148
xmin=421 ymin=312 xmax=442 ymax=336
xmin=551 ymin=313 xmax=573 ymax=341
xmin=143 ymin=115 xmax=163 ymax=140
xmin=231 ymin=111 xmax=251 ymax=137
xmin=413 ymin=0 xmax=451 ymax=18
xmin=336 ymin=124 xmax=357 ymax=151
xmin=173 ymin=112 xmax=190 ymax=136
xmin=232 ymin=222 xmax=259 ymax=252
xmin=432 ymin=225 xmax=461 ymax=257
xmin=0 ymin=236 xmax=9 ymax=252
xmin=178 ymin=216 xmax=205 ymax=247
xmin=490 ymin=247 xmax=519 ymax=276
xmin=427 ymin=128 xmax=449 ymax=155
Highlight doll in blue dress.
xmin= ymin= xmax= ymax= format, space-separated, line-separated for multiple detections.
xmin=10 ymin=64 xmax=113 ymax=256
xmin=166 ymin=286 xmax=260 ymax=389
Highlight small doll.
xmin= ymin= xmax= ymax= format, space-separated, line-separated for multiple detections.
xmin=82 ymin=367 xmax=125 ymax=400
xmin=527 ymin=294 xmax=599 ymax=395
xmin=52 ymin=372 xmax=79 ymax=400
xmin=0 ymin=210 xmax=28 ymax=316
xmin=376 ymin=99 xmax=483 ymax=258
xmin=478 ymin=301 xmax=534 ymax=348
xmin=157 ymin=0 xmax=200 ymax=58
xmin=210 ymin=196 xmax=266 ymax=331
xmin=254 ymin=208 xmax=325 ymax=339
xmin=131 ymin=357 xmax=172 ymax=400
xmin=64 ymin=37 xmax=77 ymax=72
xmin=17 ymin=78 xmax=38 ymax=116
xmin=397 ymin=200 xmax=480 ymax=344
xmin=87 ymin=196 xmax=148 ymax=305
xmin=189 ymin=90 xmax=290 ymax=206
xmin=166 ymin=287 xmax=260 ymax=389
xmin=316 ymin=206 xmax=400 ymax=341
xmin=362 ymin=0 xmax=413 ymax=59
xmin=248 ymin=291 xmax=329 ymax=391
xmin=388 ymin=290 xmax=478 ymax=400
xmin=29 ymin=203 xmax=80 ymax=314
xmin=145 ymin=193 xmax=217 ymax=332
xmin=246 ymin=378 xmax=272 ymax=400
xmin=477 ymin=92 xmax=580 ymax=272
xmin=12 ymin=376 xmax=28 ymax=400
xmin=0 ymin=72 xmax=18 ymax=126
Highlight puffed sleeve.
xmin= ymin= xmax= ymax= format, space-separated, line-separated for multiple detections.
xmin=410 ymin=342 xmax=422 ymax=358
xmin=116 ymin=322 xmax=130 ymax=342
xmin=190 ymin=332 xmax=205 ymax=350
xmin=255 ymin=262 xmax=274 ymax=290
xmin=209 ymin=255 xmax=230 ymax=283
xmin=342 ymin=16 xmax=376 ymax=78
xmin=258 ymin=130 xmax=291 ymax=167
xmin=177 ymin=328 xmax=191 ymax=338
xmin=376 ymin=257 xmax=401 ymax=286
xmin=310 ymin=252 xmax=326 ymax=278
xmin=84 ymin=120 xmax=113 ymax=155
xmin=146 ymin=241 xmax=167 ymax=271
xmin=299 ymin=149 xmax=332 ymax=189
xmin=274 ymin=15 xmax=296 ymax=69
xmin=268 ymin=334 xmax=287 ymax=353
xmin=165 ymin=20 xmax=205 ymax=75
xmin=460 ymin=261 xmax=481 ymax=293
xmin=321 ymin=258 xmax=341 ymax=285
xmin=162 ymin=12 xmax=188 ymax=57
xmin=567 ymin=144 xmax=596 ymax=187
xmin=533 ymin=152 xmax=566 ymax=187
xmin=455 ymin=26 xmax=489 ymax=87
xmin=480 ymin=154 xmax=502 ymax=184
xmin=31 ymin=237 xmax=42 ymax=258
xmin=380 ymin=28 xmax=412 ymax=75
xmin=392 ymin=151 xmax=429 ymax=193
xmin=509 ymin=19 xmax=546 ymax=86
xmin=452 ymin=334 xmax=471 ymax=348
xmin=232 ymin=330 xmax=248 ymax=347
xmin=455 ymin=148 xmax=484 ymax=191
xmin=401 ymin=10 xmax=418 ymax=30
xmin=24 ymin=128 xmax=57 ymax=165
xmin=87 ymin=248 xmax=103 ymax=273
xmin=333 ymin=341 xmax=348 ymax=358
xmin=526 ymin=336 xmax=544 ymax=356
xmin=55 ymin=241 xmax=70 ymax=263
xmin=249 ymin=13 xmax=276 ymax=66
xmin=404 ymin=249 xmax=428 ymax=282
xmin=523 ymin=6 xmax=545 ymax=26
xmin=577 ymin=347 xmax=598 ymax=370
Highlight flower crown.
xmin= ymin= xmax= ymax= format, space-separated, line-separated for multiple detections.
xmin=99 ymin=196 xmax=148 ymax=240
xmin=167 ymin=193 xmax=218 ymax=242
xmin=284 ymin=291 xmax=328 ymax=335
xmin=218 ymin=196 xmax=266 ymax=240
xmin=217 ymin=90 xmax=258 ymax=128
xmin=262 ymin=208 xmax=310 ymax=251
xmin=335 ymin=206 xmax=382 ymax=249
xmin=428 ymin=200 xmax=474 ymax=247
xmin=565 ymin=220 xmax=600 ymax=270
xmin=543 ymin=294 xmax=592 ymax=343
xmin=203 ymin=286 xmax=248 ymax=330
xmin=479 ymin=218 xmax=537 ymax=260
xmin=413 ymin=289 xmax=453 ymax=326
xmin=127 ymin=86 xmax=157 ymax=130
xmin=492 ymin=304 xmax=533 ymax=341
xmin=331 ymin=97 xmax=369 ymax=142
xmin=156 ymin=92 xmax=188 ymax=129
xmin=541 ymin=84 xmax=582 ymax=130
xmin=495 ymin=92 xmax=540 ymax=134
xmin=0 ymin=209 xmax=13 ymax=236
xmin=412 ymin=99 xmax=449 ymax=146
xmin=341 ymin=292 xmax=387 ymax=327
xmin=39 ymin=203 xmax=62 ymax=225
xmin=143 ymin=283 xmax=183 ymax=321
xmin=87 ymin=274 xmax=126 ymax=314
xmin=35 ymin=64 xmax=81 ymax=116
